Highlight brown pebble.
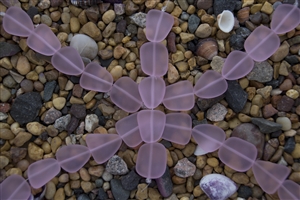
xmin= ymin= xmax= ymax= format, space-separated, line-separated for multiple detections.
xmin=262 ymin=104 xmax=278 ymax=118
xmin=279 ymin=79 xmax=293 ymax=91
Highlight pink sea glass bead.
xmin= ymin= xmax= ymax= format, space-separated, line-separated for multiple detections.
xmin=0 ymin=175 xmax=31 ymax=200
xmin=278 ymin=180 xmax=300 ymax=200
xmin=3 ymin=6 xmax=34 ymax=37
xmin=244 ymin=25 xmax=280 ymax=62
xmin=137 ymin=110 xmax=166 ymax=143
xmin=136 ymin=143 xmax=167 ymax=179
xmin=139 ymin=77 xmax=166 ymax=109
xmin=28 ymin=158 xmax=60 ymax=189
xmin=52 ymin=46 xmax=84 ymax=76
xmin=271 ymin=4 xmax=300 ymax=35
xmin=252 ymin=160 xmax=291 ymax=194
xmin=27 ymin=24 xmax=61 ymax=56
xmin=218 ymin=137 xmax=257 ymax=172
xmin=163 ymin=81 xmax=194 ymax=111
xmin=145 ymin=9 xmax=174 ymax=42
xmin=140 ymin=42 xmax=169 ymax=77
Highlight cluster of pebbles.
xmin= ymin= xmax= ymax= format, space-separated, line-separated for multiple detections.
xmin=0 ymin=0 xmax=300 ymax=199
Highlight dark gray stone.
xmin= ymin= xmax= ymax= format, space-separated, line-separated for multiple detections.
xmin=121 ymin=169 xmax=141 ymax=190
xmin=97 ymin=188 xmax=108 ymax=200
xmin=155 ymin=166 xmax=173 ymax=198
xmin=285 ymin=55 xmax=299 ymax=65
xmin=232 ymin=123 xmax=265 ymax=159
xmin=188 ymin=14 xmax=200 ymax=33
xmin=95 ymin=179 xmax=103 ymax=187
xmin=10 ymin=92 xmax=42 ymax=125
xmin=77 ymin=194 xmax=90 ymax=200
xmin=66 ymin=115 xmax=79 ymax=135
xmin=251 ymin=118 xmax=282 ymax=134
xmin=27 ymin=6 xmax=39 ymax=19
xmin=238 ymin=185 xmax=252 ymax=198
xmin=0 ymin=42 xmax=21 ymax=58
xmin=229 ymin=34 xmax=245 ymax=50
xmin=70 ymin=104 xmax=86 ymax=119
xmin=249 ymin=12 xmax=262 ymax=25
xmin=225 ymin=81 xmax=247 ymax=113
xmin=247 ymin=61 xmax=273 ymax=83
xmin=284 ymin=137 xmax=295 ymax=154
xmin=116 ymin=19 xmax=127 ymax=33
xmin=43 ymin=81 xmax=56 ymax=102
xmin=110 ymin=179 xmax=130 ymax=200
xmin=196 ymin=94 xmax=225 ymax=111
xmin=236 ymin=27 xmax=251 ymax=38
xmin=214 ymin=0 xmax=236 ymax=16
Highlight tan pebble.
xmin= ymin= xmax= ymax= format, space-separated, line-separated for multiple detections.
xmin=291 ymin=143 xmax=300 ymax=159
xmin=182 ymin=143 xmax=196 ymax=157
xmin=65 ymin=80 xmax=74 ymax=90
xmin=45 ymin=181 xmax=56 ymax=199
xmin=136 ymin=183 xmax=148 ymax=199
xmin=256 ymin=86 xmax=272 ymax=99
xmin=70 ymin=180 xmax=80 ymax=189
xmin=50 ymin=11 xmax=61 ymax=22
xmin=6 ymin=168 xmax=22 ymax=176
xmin=59 ymin=173 xmax=69 ymax=183
xmin=26 ymin=71 xmax=39 ymax=81
xmin=79 ymin=168 xmax=91 ymax=181
xmin=0 ymin=57 xmax=13 ymax=69
xmin=166 ymin=149 xmax=174 ymax=167
xmin=252 ymin=94 xmax=263 ymax=108
xmin=232 ymin=172 xmax=249 ymax=184
xmin=102 ymin=10 xmax=116 ymax=24
xmin=286 ymin=89 xmax=299 ymax=99
xmin=193 ymin=185 xmax=203 ymax=197
xmin=113 ymin=45 xmax=126 ymax=59
xmin=0 ymin=155 xmax=9 ymax=169
xmin=53 ymin=97 xmax=66 ymax=110
xmin=207 ymin=157 xmax=219 ymax=167
xmin=276 ymin=117 xmax=291 ymax=131
xmin=238 ymin=113 xmax=251 ymax=122
xmin=0 ymin=128 xmax=14 ymax=140
xmin=279 ymin=61 xmax=290 ymax=76
xmin=284 ymin=130 xmax=296 ymax=137
xmin=64 ymin=183 xmax=72 ymax=196
xmin=228 ymin=117 xmax=242 ymax=129
xmin=251 ymin=4 xmax=262 ymax=14
xmin=28 ymin=142 xmax=44 ymax=161
xmin=239 ymin=78 xmax=249 ymax=89
xmin=83 ymin=91 xmax=96 ymax=103
xmin=51 ymin=136 xmax=62 ymax=153
xmin=16 ymin=56 xmax=31 ymax=75
xmin=110 ymin=65 xmax=123 ymax=81
xmin=195 ymin=23 xmax=212 ymax=38
xmin=196 ymin=155 xmax=207 ymax=169
xmin=26 ymin=122 xmax=46 ymax=136
xmin=148 ymin=188 xmax=161 ymax=199
xmin=289 ymin=171 xmax=300 ymax=182
xmin=261 ymin=1 xmax=273 ymax=15
xmin=250 ymin=105 xmax=260 ymax=117
xmin=88 ymin=165 xmax=104 ymax=177
xmin=13 ymin=131 xmax=32 ymax=147
xmin=172 ymin=51 xmax=184 ymax=63
xmin=54 ymin=188 xmax=65 ymax=200
xmin=175 ymin=61 xmax=189 ymax=73
xmin=242 ymin=0 xmax=254 ymax=7
xmin=0 ymin=84 xmax=11 ymax=102
xmin=81 ymin=181 xmax=94 ymax=193
xmin=172 ymin=175 xmax=187 ymax=184
xmin=57 ymin=32 xmax=68 ymax=43
xmin=69 ymin=172 xmax=80 ymax=180
xmin=81 ymin=22 xmax=101 ymax=39
xmin=180 ymin=32 xmax=195 ymax=43
xmin=42 ymin=142 xmax=51 ymax=154
xmin=167 ymin=63 xmax=180 ymax=84
xmin=70 ymin=17 xmax=80 ymax=33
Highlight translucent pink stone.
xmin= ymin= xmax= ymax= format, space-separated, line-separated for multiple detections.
xmin=163 ymin=81 xmax=194 ymax=111
xmin=162 ymin=113 xmax=192 ymax=145
xmin=252 ymin=160 xmax=290 ymax=194
xmin=244 ymin=26 xmax=280 ymax=62
xmin=28 ymin=158 xmax=60 ymax=188
xmin=138 ymin=77 xmax=166 ymax=109
xmin=27 ymin=24 xmax=61 ymax=56
xmin=192 ymin=124 xmax=225 ymax=153
xmin=52 ymin=47 xmax=84 ymax=76
xmin=0 ymin=175 xmax=31 ymax=200
xmin=222 ymin=51 xmax=254 ymax=80
xmin=86 ymin=134 xmax=122 ymax=164
xmin=278 ymin=180 xmax=300 ymax=200
xmin=110 ymin=77 xmax=142 ymax=113
xmin=218 ymin=137 xmax=257 ymax=172
xmin=116 ymin=113 xmax=142 ymax=148
xmin=194 ymin=70 xmax=228 ymax=99
xmin=3 ymin=7 xmax=34 ymax=37
xmin=137 ymin=110 xmax=166 ymax=143
xmin=140 ymin=42 xmax=168 ymax=77
xmin=80 ymin=62 xmax=113 ymax=92
xmin=145 ymin=9 xmax=174 ymax=42
xmin=56 ymin=145 xmax=91 ymax=173
xmin=271 ymin=4 xmax=300 ymax=35
xmin=136 ymin=143 xmax=167 ymax=179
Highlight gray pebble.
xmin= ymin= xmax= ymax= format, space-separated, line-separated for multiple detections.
xmin=247 ymin=61 xmax=273 ymax=83
xmin=110 ymin=179 xmax=130 ymax=200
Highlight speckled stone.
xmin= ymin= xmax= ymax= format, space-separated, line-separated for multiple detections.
xmin=225 ymin=81 xmax=248 ymax=113
xmin=206 ymin=103 xmax=227 ymax=121
xmin=174 ymin=158 xmax=196 ymax=178
xmin=247 ymin=61 xmax=273 ymax=83
xmin=106 ymin=155 xmax=128 ymax=175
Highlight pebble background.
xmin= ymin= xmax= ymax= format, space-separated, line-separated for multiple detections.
xmin=0 ymin=0 xmax=300 ymax=199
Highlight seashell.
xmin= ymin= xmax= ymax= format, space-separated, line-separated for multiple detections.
xmin=50 ymin=0 xmax=63 ymax=7
xmin=195 ymin=38 xmax=218 ymax=60
xmin=237 ymin=7 xmax=250 ymax=24
xmin=217 ymin=10 xmax=234 ymax=33
xmin=70 ymin=0 xmax=122 ymax=7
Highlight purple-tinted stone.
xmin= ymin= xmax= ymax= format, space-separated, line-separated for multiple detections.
xmin=200 ymin=174 xmax=237 ymax=200
xmin=43 ymin=107 xmax=62 ymax=124
xmin=155 ymin=166 xmax=173 ymax=198
xmin=167 ymin=32 xmax=176 ymax=53
xmin=231 ymin=123 xmax=265 ymax=159
xmin=174 ymin=158 xmax=196 ymax=178
xmin=66 ymin=115 xmax=79 ymax=135
xmin=277 ymin=95 xmax=294 ymax=112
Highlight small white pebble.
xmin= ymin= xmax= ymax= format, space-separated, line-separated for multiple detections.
xmin=276 ymin=117 xmax=291 ymax=131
